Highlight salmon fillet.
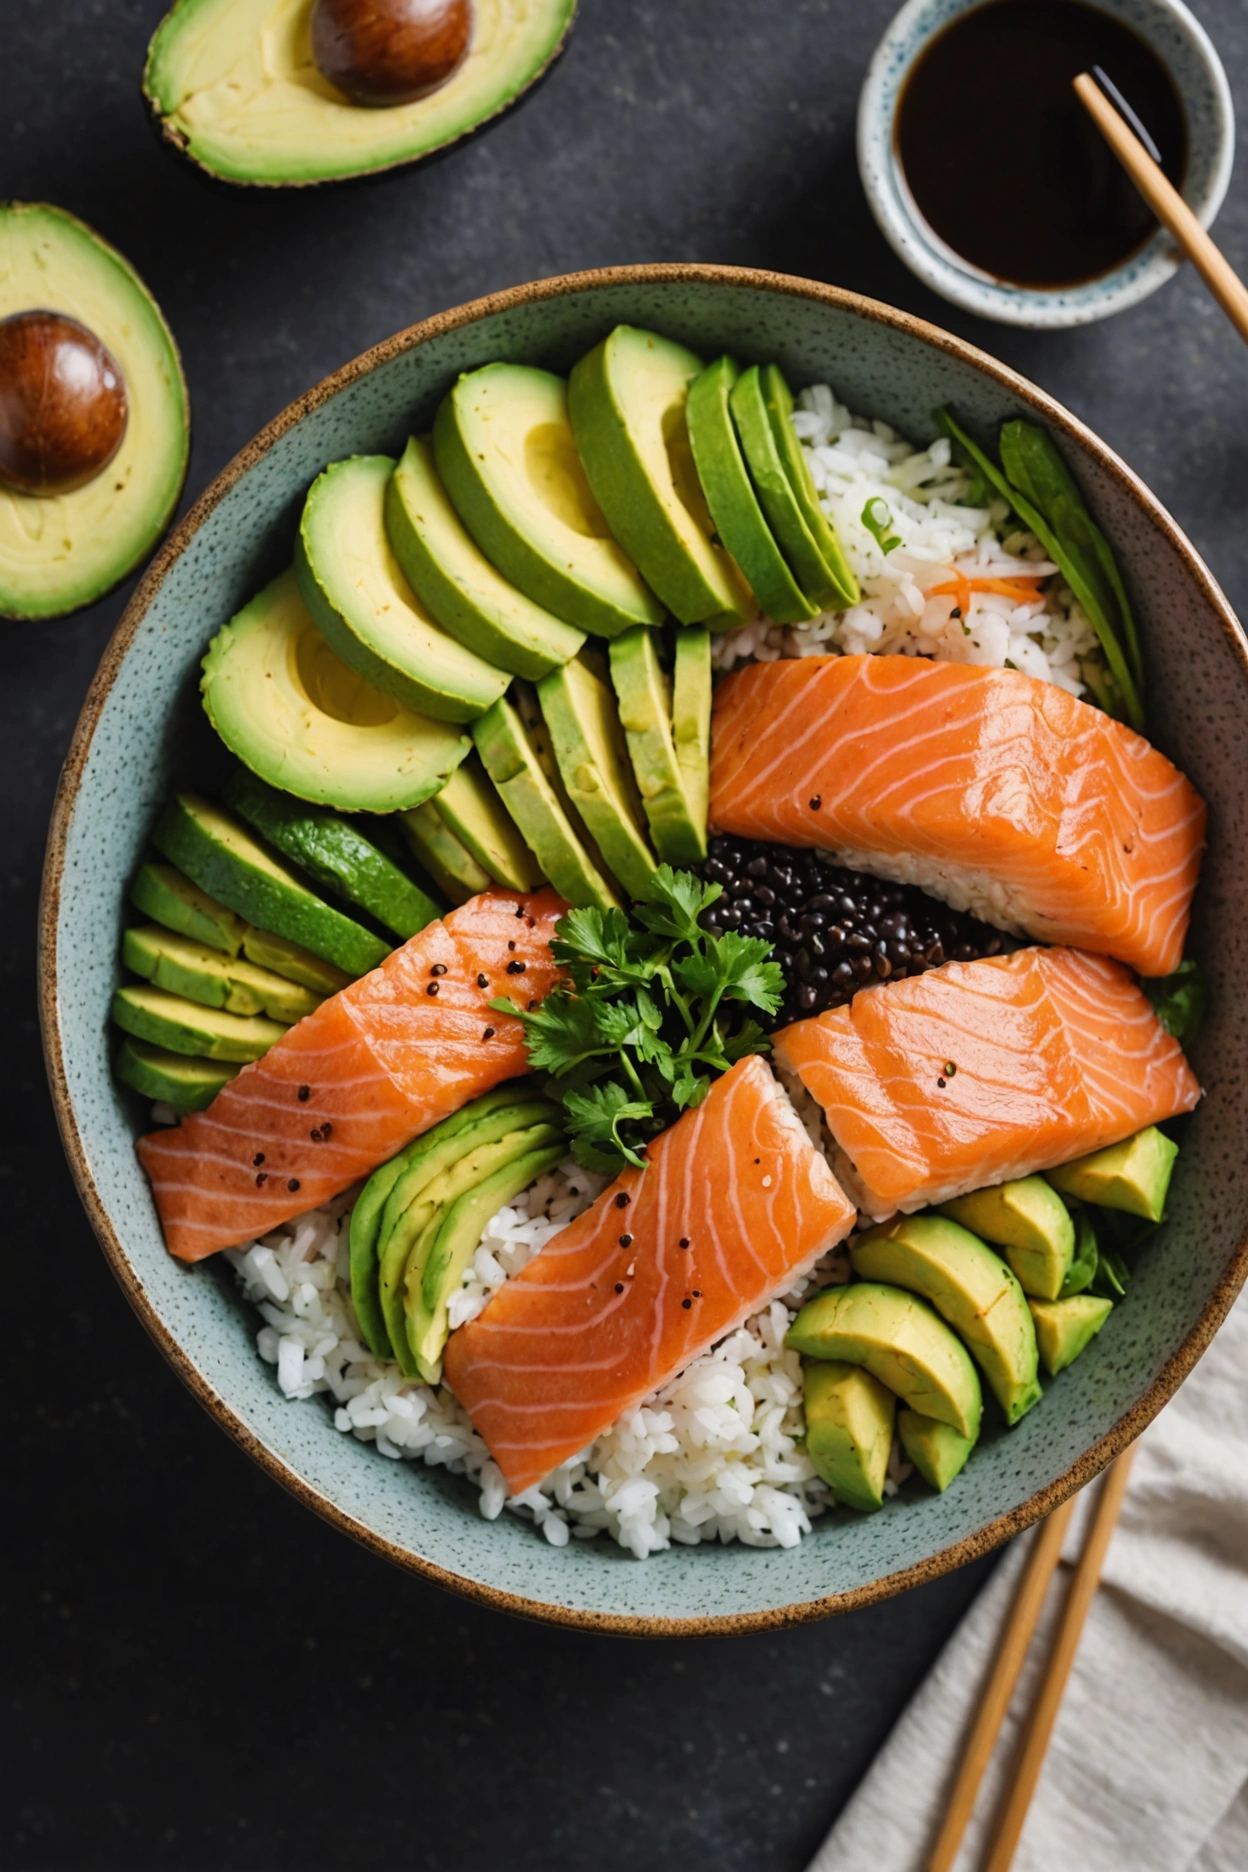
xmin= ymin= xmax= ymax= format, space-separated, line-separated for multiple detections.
xmin=710 ymin=655 xmax=1205 ymax=979
xmin=442 ymin=1055 xmax=856 ymax=1496
xmin=137 ymin=888 xmax=566 ymax=1262
xmin=773 ymin=946 xmax=1200 ymax=1221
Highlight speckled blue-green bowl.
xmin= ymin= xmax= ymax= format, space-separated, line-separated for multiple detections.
xmin=40 ymin=266 xmax=1248 ymax=1634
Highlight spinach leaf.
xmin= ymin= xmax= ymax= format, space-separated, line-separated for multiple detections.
xmin=1144 ymin=959 xmax=1207 ymax=1044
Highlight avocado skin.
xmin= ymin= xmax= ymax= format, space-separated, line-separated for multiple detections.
xmin=131 ymin=861 xmax=245 ymax=958
xmin=1046 ymin=1127 xmax=1179 ymax=1223
xmin=1028 ymin=1295 xmax=1115 ymax=1376
xmin=473 ymin=694 xmax=620 ymax=911
xmin=114 ymin=1036 xmax=237 ymax=1112
xmin=608 ymin=627 xmax=707 ymax=866
xmin=730 ymin=365 xmax=846 ymax=612
xmin=897 ymin=1410 xmax=977 ymax=1493
xmin=112 ymin=984 xmax=288 ymax=1062
xmin=759 ymin=363 xmax=859 ymax=608
xmin=803 ymin=1359 xmax=895 ymax=1512
xmin=123 ymin=923 xmax=322 ymax=1024
xmin=940 ymin=1177 xmax=1075 ymax=1302
xmin=787 ymin=1281 xmax=983 ymax=1441
xmin=537 ymin=655 xmax=657 ymax=900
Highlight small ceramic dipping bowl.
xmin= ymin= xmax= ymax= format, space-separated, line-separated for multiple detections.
xmin=858 ymin=0 xmax=1235 ymax=327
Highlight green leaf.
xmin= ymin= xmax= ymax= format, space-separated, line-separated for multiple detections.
xmin=861 ymin=496 xmax=902 ymax=554
xmin=722 ymin=1017 xmax=772 ymax=1062
xmin=1058 ymin=1205 xmax=1099 ymax=1299
xmin=490 ymin=990 xmax=606 ymax=1078
xmin=563 ymin=1081 xmax=655 ymax=1173
xmin=1090 ymin=1242 xmax=1130 ymax=1301
xmin=1143 ymin=959 xmax=1206 ymax=1044
xmin=633 ymin=864 xmax=719 ymax=942
xmin=678 ymin=931 xmax=785 ymax=1014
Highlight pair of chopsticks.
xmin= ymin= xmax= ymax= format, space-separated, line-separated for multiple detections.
xmin=928 ymin=1449 xmax=1135 ymax=1872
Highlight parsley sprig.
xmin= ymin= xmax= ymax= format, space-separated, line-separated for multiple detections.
xmin=492 ymin=866 xmax=785 ymax=1175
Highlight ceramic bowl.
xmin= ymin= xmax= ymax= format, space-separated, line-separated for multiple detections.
xmin=41 ymin=265 xmax=1248 ymax=1634
xmin=858 ymin=0 xmax=1235 ymax=327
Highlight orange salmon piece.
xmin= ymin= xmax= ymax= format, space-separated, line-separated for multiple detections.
xmin=773 ymin=946 xmax=1200 ymax=1220
xmin=137 ymin=887 xmax=566 ymax=1262
xmin=710 ymin=655 xmax=1206 ymax=979
xmin=442 ymin=1055 xmax=856 ymax=1496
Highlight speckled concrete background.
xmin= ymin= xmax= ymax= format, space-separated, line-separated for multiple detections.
xmin=6 ymin=2 xmax=1248 ymax=1866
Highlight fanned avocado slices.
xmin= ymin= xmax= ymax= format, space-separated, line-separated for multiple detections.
xmin=1028 ymin=1294 xmax=1114 ymax=1376
xmin=803 ymin=1361 xmax=896 ymax=1513
xmin=537 ymin=652 xmax=657 ymax=900
xmin=608 ymin=627 xmax=707 ymax=865
xmin=112 ymin=984 xmax=287 ymax=1062
xmin=759 ymin=363 xmax=859 ymax=607
xmin=432 ymin=755 xmax=546 ymax=894
xmin=130 ymin=862 xmax=245 ymax=958
xmin=399 ymin=800 xmax=493 ymax=906
xmin=787 ymin=1282 xmax=983 ymax=1442
xmin=114 ymin=1037 xmax=237 ymax=1112
xmin=672 ymin=626 xmax=712 ymax=845
xmin=730 ymin=365 xmax=849 ymax=612
xmin=123 ymin=925 xmax=321 ymax=1024
xmin=940 ymin=1177 xmax=1075 ymax=1302
xmin=897 ymin=1410 xmax=977 ymax=1493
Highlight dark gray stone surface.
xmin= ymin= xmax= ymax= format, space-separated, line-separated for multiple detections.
xmin=4 ymin=2 xmax=1246 ymax=1866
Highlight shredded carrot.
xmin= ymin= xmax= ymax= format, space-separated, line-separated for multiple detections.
xmin=929 ymin=575 xmax=1045 ymax=611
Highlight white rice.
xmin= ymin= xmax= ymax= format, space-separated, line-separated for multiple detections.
xmin=712 ymin=383 xmax=1101 ymax=698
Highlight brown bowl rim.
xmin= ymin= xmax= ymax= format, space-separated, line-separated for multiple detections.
xmin=38 ymin=261 xmax=1248 ymax=1637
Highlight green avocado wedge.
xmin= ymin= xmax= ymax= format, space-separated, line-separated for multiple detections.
xmin=1046 ymin=1127 xmax=1179 ymax=1222
xmin=1028 ymin=1294 xmax=1115 ymax=1376
xmin=296 ymin=456 xmax=510 ymax=723
xmin=897 ymin=1409 xmax=977 ymax=1493
xmin=568 ymin=326 xmax=752 ymax=629
xmin=473 ymin=692 xmax=621 ymax=910
xmin=114 ymin=1037 xmax=237 ymax=1112
xmin=399 ymin=800 xmax=492 ymax=906
xmin=240 ymin=926 xmax=353 ymax=996
xmin=433 ymin=755 xmax=545 ymax=893
xmin=608 ymin=628 xmax=707 ymax=865
xmin=940 ymin=1177 xmax=1075 ymax=1302
xmin=686 ymin=357 xmax=818 ymax=626
xmin=730 ymin=365 xmax=847 ymax=611
xmin=537 ymin=653 xmax=657 ymax=899
xmin=112 ymin=984 xmax=287 ymax=1062
xmin=386 ymin=437 xmax=586 ymax=679
xmin=122 ymin=924 xmax=321 ymax=1024
xmin=434 ymin=363 xmax=664 ymax=638
xmin=223 ymin=768 xmax=441 ymax=940
xmin=851 ymin=1216 xmax=1042 ymax=1425
xmin=759 ymin=363 xmax=859 ymax=607
xmin=787 ymin=1282 xmax=983 ymax=1441
xmin=802 ymin=1360 xmax=895 ymax=1512
xmin=672 ymin=626 xmax=712 ymax=845
xmin=130 ymin=862 xmax=245 ymax=957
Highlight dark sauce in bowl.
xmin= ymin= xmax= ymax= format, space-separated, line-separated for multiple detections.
xmin=895 ymin=0 xmax=1187 ymax=289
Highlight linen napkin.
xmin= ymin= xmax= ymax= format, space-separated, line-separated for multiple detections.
xmin=808 ymin=1286 xmax=1248 ymax=1872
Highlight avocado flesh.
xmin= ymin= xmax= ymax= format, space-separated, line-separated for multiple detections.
xmin=851 ymin=1216 xmax=1042 ymax=1426
xmin=0 ymin=203 xmax=189 ymax=621
xmin=730 ymin=365 xmax=846 ymax=612
xmin=759 ymin=363 xmax=859 ymax=607
xmin=131 ymin=862 xmax=245 ymax=957
xmin=940 ymin=1177 xmax=1075 ymax=1302
xmin=224 ymin=766 xmax=441 ymax=940
xmin=399 ymin=800 xmax=493 ymax=905
xmin=672 ymin=627 xmax=712 ymax=845
xmin=435 ymin=363 xmax=664 ymax=638
xmin=537 ymin=654 xmax=657 ymax=899
xmin=608 ymin=628 xmax=706 ymax=865
xmin=473 ymin=694 xmax=621 ymax=910
xmin=153 ymin=793 xmax=390 ymax=977
xmin=787 ymin=1281 xmax=983 ymax=1441
xmin=1046 ymin=1127 xmax=1179 ymax=1223
xmin=897 ymin=1410 xmax=977 ymax=1493
xmin=203 ymin=568 xmax=471 ymax=815
xmin=686 ymin=357 xmax=817 ymax=627
xmin=241 ymin=926 xmax=354 ymax=996
xmin=123 ymin=924 xmax=321 ymax=1024
xmin=143 ymin=0 xmax=578 ymax=188
xmin=803 ymin=1360 xmax=895 ymax=1512
xmin=387 ymin=438 xmax=585 ymax=679
xmin=114 ymin=1037 xmax=237 ymax=1112
xmin=1028 ymin=1295 xmax=1115 ymax=1376
xmin=296 ymin=456 xmax=510 ymax=723
xmin=112 ymin=984 xmax=287 ymax=1062
xmin=433 ymin=755 xmax=545 ymax=893
xmin=568 ymin=326 xmax=751 ymax=629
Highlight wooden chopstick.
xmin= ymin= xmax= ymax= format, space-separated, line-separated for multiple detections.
xmin=927 ymin=1495 xmax=1076 ymax=1872
xmin=1074 ymin=71 xmax=1248 ymax=344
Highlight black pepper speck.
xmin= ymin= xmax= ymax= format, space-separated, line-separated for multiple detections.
xmin=297 ymin=1085 xmax=310 ymax=1102
xmin=288 ymin=1178 xmax=300 ymax=1193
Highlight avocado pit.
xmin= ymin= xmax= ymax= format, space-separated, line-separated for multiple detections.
xmin=0 ymin=309 xmax=128 ymax=497
xmin=311 ymin=0 xmax=473 ymax=108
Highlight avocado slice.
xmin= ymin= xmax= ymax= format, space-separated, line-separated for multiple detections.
xmin=759 ymin=364 xmax=859 ymax=607
xmin=537 ymin=654 xmax=657 ymax=899
xmin=897 ymin=1410 xmax=977 ymax=1493
xmin=123 ymin=924 xmax=322 ymax=1024
xmin=387 ymin=438 xmax=586 ymax=679
xmin=1028 ymin=1295 xmax=1115 ymax=1376
xmin=240 ymin=927 xmax=354 ymax=996
xmin=433 ymin=754 xmax=545 ymax=893
xmin=399 ymin=800 xmax=493 ymax=906
xmin=130 ymin=861 xmax=245 ymax=957
xmin=112 ymin=984 xmax=287 ymax=1062
xmin=1046 ymin=1127 xmax=1180 ymax=1222
xmin=473 ymin=693 xmax=621 ymax=910
xmin=202 ymin=567 xmax=471 ymax=815
xmin=940 ymin=1177 xmax=1075 ymax=1302
xmin=1059 ymin=1206 xmax=1100 ymax=1299
xmin=672 ymin=626 xmax=712 ymax=845
xmin=787 ymin=1281 xmax=983 ymax=1440
xmin=224 ymin=767 xmax=441 ymax=941
xmin=608 ymin=628 xmax=706 ymax=865
xmin=803 ymin=1359 xmax=895 ymax=1512
xmin=568 ymin=326 xmax=752 ymax=629
xmin=730 ymin=365 xmax=847 ymax=612
xmin=686 ymin=357 xmax=818 ymax=627
xmin=434 ymin=363 xmax=664 ymax=639
xmin=0 ymin=203 xmax=189 ymax=621
xmin=296 ymin=456 xmax=510 ymax=723
xmin=114 ymin=1036 xmax=237 ymax=1112
xmin=851 ymin=1216 xmax=1042 ymax=1425
xmin=143 ymin=0 xmax=577 ymax=189
xmin=153 ymin=793 xmax=390 ymax=978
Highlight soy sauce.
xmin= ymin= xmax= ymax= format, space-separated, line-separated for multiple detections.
xmin=895 ymin=0 xmax=1187 ymax=288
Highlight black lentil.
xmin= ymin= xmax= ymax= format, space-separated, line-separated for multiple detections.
xmin=253 ymin=1152 xmax=265 ymax=1166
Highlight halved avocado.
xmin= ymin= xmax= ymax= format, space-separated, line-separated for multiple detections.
xmin=759 ymin=363 xmax=859 ymax=607
xmin=730 ymin=365 xmax=846 ymax=611
xmin=0 ymin=203 xmax=189 ymax=621
xmin=387 ymin=437 xmax=585 ymax=678
xmin=568 ymin=326 xmax=752 ymax=628
xmin=296 ymin=456 xmax=509 ymax=722
xmin=672 ymin=626 xmax=712 ymax=844
xmin=537 ymin=653 xmax=656 ymax=900
xmin=434 ymin=363 xmax=664 ymax=638
xmin=897 ymin=1410 xmax=977 ymax=1493
xmin=123 ymin=924 xmax=321 ymax=1023
xmin=240 ymin=925 xmax=353 ymax=996
xmin=143 ymin=0 xmax=578 ymax=188
xmin=1047 ymin=1127 xmax=1179 ymax=1222
xmin=786 ymin=1281 xmax=983 ymax=1441
xmin=112 ymin=984 xmax=287 ymax=1061
xmin=202 ymin=568 xmax=471 ymax=813
xmin=399 ymin=800 xmax=492 ymax=905
xmin=940 ymin=1178 xmax=1075 ymax=1303
xmin=1028 ymin=1294 xmax=1114 ymax=1376
xmin=686 ymin=357 xmax=817 ymax=627
xmin=608 ymin=628 xmax=706 ymax=865
xmin=433 ymin=754 xmax=545 ymax=893
xmin=114 ymin=1036 xmax=237 ymax=1112
xmin=803 ymin=1359 xmax=895 ymax=1513
xmin=130 ymin=862 xmax=245 ymax=957
xmin=474 ymin=692 xmax=620 ymax=910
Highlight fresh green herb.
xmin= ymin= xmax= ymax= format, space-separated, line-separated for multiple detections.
xmin=861 ymin=496 xmax=902 ymax=555
xmin=493 ymin=866 xmax=785 ymax=1175
xmin=1090 ymin=1239 xmax=1130 ymax=1301
xmin=1143 ymin=959 xmax=1206 ymax=1044
xmin=1058 ymin=1203 xmax=1100 ymax=1299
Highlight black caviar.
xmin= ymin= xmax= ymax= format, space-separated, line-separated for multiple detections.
xmin=701 ymin=834 xmax=1004 ymax=1026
